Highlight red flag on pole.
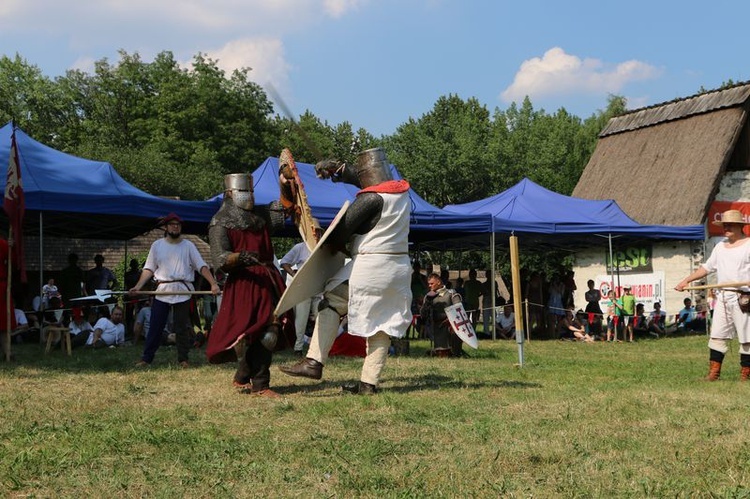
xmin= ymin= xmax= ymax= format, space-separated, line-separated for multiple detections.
xmin=4 ymin=128 xmax=26 ymax=283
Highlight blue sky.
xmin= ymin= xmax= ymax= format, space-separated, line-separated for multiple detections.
xmin=2 ymin=0 xmax=749 ymax=137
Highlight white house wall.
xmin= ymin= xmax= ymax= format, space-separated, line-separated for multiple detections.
xmin=572 ymin=240 xmax=703 ymax=316
xmin=572 ymin=171 xmax=750 ymax=316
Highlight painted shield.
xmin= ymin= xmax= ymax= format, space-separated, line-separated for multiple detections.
xmin=279 ymin=148 xmax=319 ymax=251
xmin=274 ymin=201 xmax=350 ymax=316
xmin=445 ymin=302 xmax=479 ymax=349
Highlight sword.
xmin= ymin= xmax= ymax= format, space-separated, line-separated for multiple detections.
xmin=266 ymin=83 xmax=324 ymax=162
xmin=70 ymin=289 xmax=219 ymax=303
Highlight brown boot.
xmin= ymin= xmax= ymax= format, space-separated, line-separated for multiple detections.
xmin=741 ymin=366 xmax=750 ymax=381
xmin=279 ymin=357 xmax=323 ymax=380
xmin=706 ymin=360 xmax=722 ymax=381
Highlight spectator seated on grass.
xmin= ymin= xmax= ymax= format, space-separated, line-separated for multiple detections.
xmin=675 ymin=297 xmax=706 ymax=333
xmin=559 ymin=309 xmax=594 ymax=342
xmin=68 ymin=307 xmax=94 ymax=349
xmin=647 ymin=302 xmax=667 ymax=338
xmin=11 ymin=308 xmax=29 ymax=343
xmin=496 ymin=305 xmax=516 ymax=340
xmin=85 ymin=306 xmax=125 ymax=348
xmin=631 ymin=303 xmax=650 ymax=339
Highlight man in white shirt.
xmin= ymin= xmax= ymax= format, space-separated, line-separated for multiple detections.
xmin=131 ymin=213 xmax=220 ymax=367
xmin=496 ymin=305 xmax=516 ymax=340
xmin=676 ymin=209 xmax=750 ymax=381
xmin=69 ymin=308 xmax=94 ymax=348
xmin=86 ymin=306 xmax=125 ymax=348
xmin=11 ymin=308 xmax=28 ymax=343
xmin=280 ymin=240 xmax=314 ymax=356
xmin=647 ymin=302 xmax=667 ymax=337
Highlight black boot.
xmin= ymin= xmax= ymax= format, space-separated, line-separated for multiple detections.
xmin=279 ymin=357 xmax=323 ymax=380
xmin=341 ymin=381 xmax=378 ymax=395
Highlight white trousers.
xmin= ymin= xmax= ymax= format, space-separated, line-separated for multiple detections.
xmin=307 ymin=283 xmax=349 ymax=365
xmin=711 ymin=292 xmax=750 ymax=343
xmin=293 ymin=298 xmax=312 ymax=352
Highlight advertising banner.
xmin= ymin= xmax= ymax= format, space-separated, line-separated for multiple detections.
xmin=596 ymin=271 xmax=665 ymax=312
xmin=605 ymin=244 xmax=653 ymax=274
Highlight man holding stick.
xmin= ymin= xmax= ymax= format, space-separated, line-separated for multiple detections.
xmin=131 ymin=213 xmax=220 ymax=367
xmin=675 ymin=209 xmax=750 ymax=381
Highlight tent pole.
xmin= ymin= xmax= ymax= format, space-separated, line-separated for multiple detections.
xmin=5 ymin=226 xmax=12 ymax=362
xmin=608 ymin=234 xmax=615 ymax=340
xmin=524 ymin=299 xmax=530 ymax=341
xmin=608 ymin=234 xmax=614 ymax=290
xmin=509 ymin=234 xmax=524 ymax=367
xmin=39 ymin=212 xmax=43 ymax=306
xmin=490 ymin=231 xmax=496 ymax=341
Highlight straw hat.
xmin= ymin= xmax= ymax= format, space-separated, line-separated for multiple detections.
xmin=711 ymin=209 xmax=750 ymax=226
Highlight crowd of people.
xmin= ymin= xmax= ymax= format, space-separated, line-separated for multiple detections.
xmin=5 ymin=248 xmax=221 ymax=359
xmin=4 ymin=153 xmax=743 ymax=389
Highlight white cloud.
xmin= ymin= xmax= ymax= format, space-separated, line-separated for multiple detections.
xmin=201 ymin=37 xmax=292 ymax=92
xmin=323 ymin=0 xmax=365 ymax=18
xmin=501 ymin=47 xmax=661 ymax=103
xmin=0 ymin=0 xmax=23 ymax=19
xmin=70 ymin=56 xmax=98 ymax=74
xmin=0 ymin=0 xmax=364 ymax=32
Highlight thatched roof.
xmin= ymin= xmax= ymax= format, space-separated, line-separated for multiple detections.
xmin=573 ymin=82 xmax=750 ymax=226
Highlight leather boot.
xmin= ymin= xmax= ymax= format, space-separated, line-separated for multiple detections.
xmin=279 ymin=357 xmax=323 ymax=380
xmin=741 ymin=366 xmax=750 ymax=381
xmin=705 ymin=360 xmax=722 ymax=381
xmin=341 ymin=381 xmax=378 ymax=395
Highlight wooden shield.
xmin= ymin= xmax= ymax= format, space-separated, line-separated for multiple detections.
xmin=279 ymin=148 xmax=319 ymax=251
xmin=274 ymin=201 xmax=350 ymax=316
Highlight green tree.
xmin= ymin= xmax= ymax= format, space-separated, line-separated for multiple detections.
xmin=270 ymin=111 xmax=379 ymax=169
xmin=271 ymin=110 xmax=336 ymax=164
xmin=384 ymin=94 xmax=494 ymax=206
xmin=0 ymin=54 xmax=72 ymax=143
xmin=54 ymin=50 xmax=277 ymax=199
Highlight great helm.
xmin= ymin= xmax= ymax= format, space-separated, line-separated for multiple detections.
xmin=354 ymin=147 xmax=393 ymax=188
xmin=224 ymin=173 xmax=254 ymax=210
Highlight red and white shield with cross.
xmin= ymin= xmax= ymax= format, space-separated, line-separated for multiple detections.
xmin=445 ymin=303 xmax=479 ymax=349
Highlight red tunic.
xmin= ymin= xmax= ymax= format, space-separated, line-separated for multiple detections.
xmin=206 ymin=227 xmax=288 ymax=364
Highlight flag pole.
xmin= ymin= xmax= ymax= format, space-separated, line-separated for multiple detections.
xmin=4 ymin=124 xmax=25 ymax=360
xmin=5 ymin=226 xmax=12 ymax=362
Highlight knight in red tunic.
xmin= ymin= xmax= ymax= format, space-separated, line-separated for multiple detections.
xmin=206 ymin=173 xmax=291 ymax=398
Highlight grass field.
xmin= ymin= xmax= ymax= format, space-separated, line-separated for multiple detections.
xmin=2 ymin=334 xmax=750 ymax=498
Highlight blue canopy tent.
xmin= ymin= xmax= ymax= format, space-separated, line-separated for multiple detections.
xmin=0 ymin=122 xmax=221 ymax=239
xmin=444 ymin=177 xmax=705 ymax=241
xmin=245 ymin=157 xmax=494 ymax=244
xmin=443 ymin=178 xmax=706 ymax=354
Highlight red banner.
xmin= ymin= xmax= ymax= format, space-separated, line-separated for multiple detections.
xmin=4 ymin=129 xmax=26 ymax=282
xmin=707 ymin=201 xmax=750 ymax=236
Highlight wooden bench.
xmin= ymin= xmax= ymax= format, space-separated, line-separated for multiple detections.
xmin=44 ymin=326 xmax=72 ymax=356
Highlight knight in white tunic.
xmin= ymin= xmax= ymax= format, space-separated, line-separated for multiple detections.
xmin=279 ymin=147 xmax=412 ymax=394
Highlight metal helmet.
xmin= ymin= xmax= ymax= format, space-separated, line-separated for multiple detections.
xmin=224 ymin=173 xmax=254 ymax=210
xmin=354 ymin=148 xmax=393 ymax=188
